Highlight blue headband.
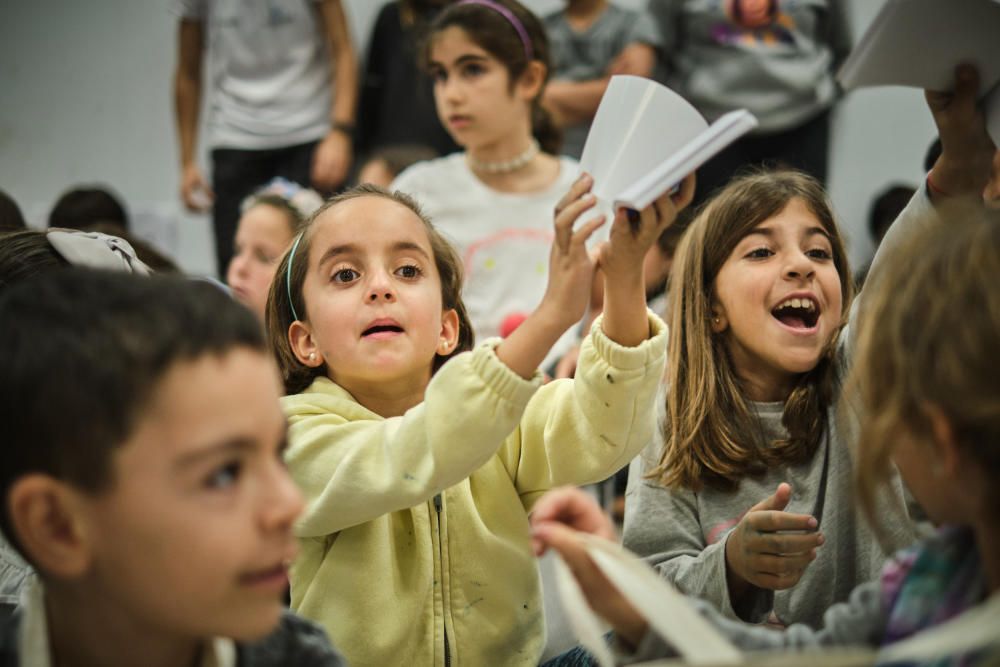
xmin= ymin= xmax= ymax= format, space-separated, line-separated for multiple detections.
xmin=286 ymin=232 xmax=304 ymax=321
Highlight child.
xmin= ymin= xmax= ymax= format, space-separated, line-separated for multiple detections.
xmin=542 ymin=0 xmax=662 ymax=158
xmin=620 ymin=164 xmax=916 ymax=630
xmin=0 ymin=270 xmax=345 ymax=665
xmin=390 ymin=0 xmax=582 ymax=367
xmin=227 ymin=178 xmax=323 ymax=322
xmin=266 ymin=175 xmax=694 ymax=665
xmin=531 ymin=123 xmax=1000 ymax=667
xmin=533 ymin=64 xmax=999 ymax=663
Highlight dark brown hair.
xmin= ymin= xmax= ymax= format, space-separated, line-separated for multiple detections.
xmin=652 ymin=170 xmax=854 ymax=492
xmin=265 ymin=184 xmax=475 ymax=395
xmin=425 ymin=0 xmax=561 ymax=154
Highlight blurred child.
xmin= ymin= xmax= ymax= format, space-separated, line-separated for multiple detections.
xmin=0 ymin=191 xmax=26 ymax=232
xmin=48 ymin=185 xmax=129 ymax=233
xmin=0 ymin=270 xmax=345 ymax=665
xmin=227 ymin=178 xmax=322 ymax=321
xmin=266 ymin=175 xmax=694 ymax=665
xmin=532 ymin=129 xmax=1000 ymax=667
xmin=391 ymin=0 xmax=582 ymax=368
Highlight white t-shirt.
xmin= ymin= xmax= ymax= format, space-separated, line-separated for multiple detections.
xmin=392 ymin=153 xmax=585 ymax=369
xmin=176 ymin=0 xmax=331 ymax=150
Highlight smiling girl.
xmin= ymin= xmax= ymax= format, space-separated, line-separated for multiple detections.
xmin=621 ymin=168 xmax=917 ymax=630
xmin=391 ymin=0 xmax=583 ymax=366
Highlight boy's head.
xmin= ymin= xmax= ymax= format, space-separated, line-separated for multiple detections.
xmin=48 ymin=185 xmax=129 ymax=233
xmin=0 ymin=270 xmax=303 ymax=641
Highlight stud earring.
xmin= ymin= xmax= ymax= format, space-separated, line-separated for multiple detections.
xmin=308 ymin=352 xmax=316 ymax=361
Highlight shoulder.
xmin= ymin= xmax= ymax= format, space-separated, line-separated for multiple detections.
xmin=281 ymin=377 xmax=372 ymax=422
xmin=391 ymin=153 xmax=468 ymax=194
xmin=237 ymin=610 xmax=347 ymax=667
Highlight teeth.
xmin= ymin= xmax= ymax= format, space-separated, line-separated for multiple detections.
xmin=777 ymin=298 xmax=815 ymax=311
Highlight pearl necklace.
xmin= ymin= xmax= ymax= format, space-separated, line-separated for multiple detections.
xmin=466 ymin=139 xmax=540 ymax=174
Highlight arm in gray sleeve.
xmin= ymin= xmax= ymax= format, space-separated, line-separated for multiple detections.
xmin=622 ymin=450 xmax=773 ymax=623
xmin=619 ymin=580 xmax=887 ymax=663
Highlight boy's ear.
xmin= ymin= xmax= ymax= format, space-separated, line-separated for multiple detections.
xmin=437 ymin=308 xmax=461 ymax=356
xmin=288 ymin=320 xmax=324 ymax=367
xmin=8 ymin=476 xmax=93 ymax=578
xmin=517 ymin=60 xmax=547 ymax=100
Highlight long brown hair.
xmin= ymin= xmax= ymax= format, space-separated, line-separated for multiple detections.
xmin=853 ymin=203 xmax=1000 ymax=527
xmin=265 ymin=184 xmax=475 ymax=395
xmin=424 ymin=0 xmax=562 ymax=154
xmin=652 ymin=170 xmax=854 ymax=492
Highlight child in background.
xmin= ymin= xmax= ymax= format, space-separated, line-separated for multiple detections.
xmin=0 ymin=270 xmax=345 ymax=665
xmin=227 ymin=178 xmax=323 ymax=322
xmin=542 ymin=0 xmax=662 ymax=159
xmin=531 ymin=74 xmax=1000 ymax=661
xmin=266 ymin=174 xmax=694 ymax=665
xmin=391 ymin=0 xmax=582 ymax=367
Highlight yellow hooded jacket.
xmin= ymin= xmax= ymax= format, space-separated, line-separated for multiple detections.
xmin=282 ymin=313 xmax=667 ymax=666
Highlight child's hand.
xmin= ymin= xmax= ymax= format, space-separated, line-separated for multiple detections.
xmin=598 ymin=173 xmax=696 ymax=280
xmin=724 ymin=483 xmax=824 ymax=595
xmin=925 ymin=64 xmax=996 ymax=198
xmin=537 ymin=174 xmax=607 ymax=328
xmin=530 ymin=487 xmax=650 ymax=650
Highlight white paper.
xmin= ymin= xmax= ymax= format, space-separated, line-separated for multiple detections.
xmin=837 ymin=0 xmax=1000 ymax=144
xmin=579 ymin=76 xmax=757 ymax=212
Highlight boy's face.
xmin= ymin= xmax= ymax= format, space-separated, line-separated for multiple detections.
xmin=78 ymin=348 xmax=303 ymax=642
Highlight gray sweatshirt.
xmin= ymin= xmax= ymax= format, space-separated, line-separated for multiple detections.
xmin=622 ymin=187 xmax=938 ymax=629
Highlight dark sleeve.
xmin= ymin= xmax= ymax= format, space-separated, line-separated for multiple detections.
xmin=355 ymin=3 xmax=396 ymax=158
xmin=238 ymin=610 xmax=348 ymax=667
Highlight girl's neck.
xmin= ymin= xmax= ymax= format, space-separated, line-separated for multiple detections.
xmin=340 ymin=373 xmax=431 ymax=418
xmin=45 ymin=583 xmax=203 ymax=667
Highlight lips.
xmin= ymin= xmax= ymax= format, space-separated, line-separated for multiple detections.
xmin=239 ymin=561 xmax=290 ymax=592
xmin=448 ymin=115 xmax=472 ymax=129
xmin=771 ymin=294 xmax=820 ymax=330
xmin=362 ymin=318 xmax=404 ymax=338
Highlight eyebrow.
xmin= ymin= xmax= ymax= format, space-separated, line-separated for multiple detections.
xmin=745 ymin=226 xmax=832 ymax=241
xmin=317 ymin=241 xmax=432 ymax=269
xmin=429 ymin=53 xmax=489 ymax=70
xmin=175 ymin=419 xmax=290 ymax=471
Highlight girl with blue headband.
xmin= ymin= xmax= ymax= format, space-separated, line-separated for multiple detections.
xmin=265 ymin=166 xmax=694 ymax=663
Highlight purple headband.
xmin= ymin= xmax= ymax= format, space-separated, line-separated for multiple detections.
xmin=455 ymin=0 xmax=534 ymax=61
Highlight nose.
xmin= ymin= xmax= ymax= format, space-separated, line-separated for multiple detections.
xmin=260 ymin=460 xmax=305 ymax=533
xmin=439 ymin=73 xmax=462 ymax=105
xmin=784 ymin=249 xmax=815 ymax=281
xmin=226 ymin=251 xmax=248 ymax=282
xmin=366 ymin=269 xmax=397 ymax=303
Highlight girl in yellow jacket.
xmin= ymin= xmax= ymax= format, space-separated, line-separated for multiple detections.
xmin=265 ymin=173 xmax=695 ymax=666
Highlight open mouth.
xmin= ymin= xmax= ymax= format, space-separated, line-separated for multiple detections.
xmin=771 ymin=297 xmax=820 ymax=330
xmin=362 ymin=323 xmax=404 ymax=337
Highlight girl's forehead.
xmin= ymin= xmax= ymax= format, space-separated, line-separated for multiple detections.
xmin=430 ymin=26 xmax=491 ymax=64
xmin=308 ymin=198 xmax=434 ymax=256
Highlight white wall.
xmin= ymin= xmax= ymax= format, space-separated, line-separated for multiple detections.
xmin=0 ymin=0 xmax=934 ymax=275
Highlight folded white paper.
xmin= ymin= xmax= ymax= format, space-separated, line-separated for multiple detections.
xmin=836 ymin=0 xmax=1000 ymax=145
xmin=552 ymin=531 xmax=1000 ymax=666
xmin=579 ymin=76 xmax=758 ymax=212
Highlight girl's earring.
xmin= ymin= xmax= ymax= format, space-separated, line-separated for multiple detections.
xmin=308 ymin=352 xmax=317 ymax=362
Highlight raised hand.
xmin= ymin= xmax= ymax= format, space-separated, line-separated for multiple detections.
xmin=724 ymin=483 xmax=824 ymax=596
xmin=925 ymin=64 xmax=996 ymax=198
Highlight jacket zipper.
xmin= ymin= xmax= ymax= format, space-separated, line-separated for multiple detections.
xmin=434 ymin=493 xmax=451 ymax=667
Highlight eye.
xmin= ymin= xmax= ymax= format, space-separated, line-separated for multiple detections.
xmin=395 ymin=264 xmax=422 ymax=279
xmin=807 ymin=248 xmax=833 ymax=260
xmin=429 ymin=67 xmax=446 ymax=84
xmin=206 ymin=461 xmax=241 ymax=490
xmin=254 ymin=248 xmax=274 ymax=264
xmin=744 ymin=247 xmax=773 ymax=259
xmin=462 ymin=62 xmax=485 ymax=78
xmin=331 ymin=267 xmax=360 ymax=283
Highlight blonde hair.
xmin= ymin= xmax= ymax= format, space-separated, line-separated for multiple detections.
xmin=265 ymin=184 xmax=475 ymax=395
xmin=652 ymin=170 xmax=853 ymax=492
xmin=854 ymin=204 xmax=1000 ymax=524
